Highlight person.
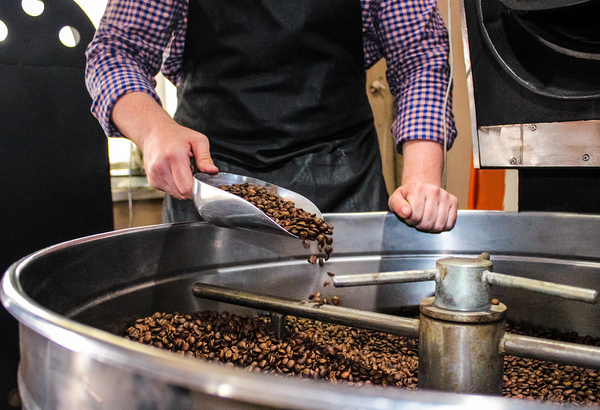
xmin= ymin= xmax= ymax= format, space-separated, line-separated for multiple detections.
xmin=86 ymin=0 xmax=459 ymax=233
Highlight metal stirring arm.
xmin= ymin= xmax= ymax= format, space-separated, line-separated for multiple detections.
xmin=482 ymin=270 xmax=598 ymax=303
xmin=332 ymin=253 xmax=598 ymax=310
xmin=193 ymin=252 xmax=600 ymax=397
xmin=191 ymin=282 xmax=600 ymax=371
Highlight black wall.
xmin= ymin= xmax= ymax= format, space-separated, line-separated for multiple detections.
xmin=0 ymin=2 xmax=113 ymax=408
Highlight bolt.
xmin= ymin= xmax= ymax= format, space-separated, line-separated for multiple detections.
xmin=583 ymin=154 xmax=590 ymax=162
xmin=529 ymin=124 xmax=537 ymax=131
xmin=510 ymin=158 xmax=517 ymax=165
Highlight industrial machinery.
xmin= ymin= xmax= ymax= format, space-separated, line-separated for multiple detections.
xmin=460 ymin=0 xmax=600 ymax=211
xmin=2 ymin=211 xmax=600 ymax=409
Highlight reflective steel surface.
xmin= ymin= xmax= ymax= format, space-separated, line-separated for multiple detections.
xmin=2 ymin=211 xmax=600 ymax=409
xmin=193 ymin=172 xmax=322 ymax=238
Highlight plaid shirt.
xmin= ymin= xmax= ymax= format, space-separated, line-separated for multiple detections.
xmin=86 ymin=0 xmax=456 ymax=151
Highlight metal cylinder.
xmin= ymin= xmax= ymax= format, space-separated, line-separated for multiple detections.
xmin=434 ymin=257 xmax=493 ymax=311
xmin=418 ymin=297 xmax=506 ymax=395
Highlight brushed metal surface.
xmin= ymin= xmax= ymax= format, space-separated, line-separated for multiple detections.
xmin=2 ymin=211 xmax=600 ymax=409
xmin=478 ymin=121 xmax=600 ymax=167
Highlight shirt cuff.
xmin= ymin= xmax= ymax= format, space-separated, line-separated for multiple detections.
xmin=88 ymin=68 xmax=162 ymax=139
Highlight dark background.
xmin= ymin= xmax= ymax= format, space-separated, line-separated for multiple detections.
xmin=463 ymin=0 xmax=600 ymax=212
xmin=0 ymin=1 xmax=113 ymax=408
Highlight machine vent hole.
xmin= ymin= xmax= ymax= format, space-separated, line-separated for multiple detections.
xmin=21 ymin=0 xmax=45 ymax=17
xmin=59 ymin=26 xmax=80 ymax=47
xmin=0 ymin=20 xmax=7 ymax=42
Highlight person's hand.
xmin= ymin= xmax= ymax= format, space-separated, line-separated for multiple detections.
xmin=389 ymin=140 xmax=458 ymax=233
xmin=140 ymin=123 xmax=218 ymax=200
xmin=389 ymin=182 xmax=458 ymax=232
xmin=111 ymin=92 xmax=218 ymax=200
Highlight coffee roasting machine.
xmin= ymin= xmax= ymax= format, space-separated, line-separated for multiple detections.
xmin=461 ymin=0 xmax=600 ymax=211
xmin=3 ymin=212 xmax=600 ymax=409
xmin=3 ymin=0 xmax=600 ymax=409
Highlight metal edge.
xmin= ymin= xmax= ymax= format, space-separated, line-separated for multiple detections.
xmin=458 ymin=0 xmax=481 ymax=169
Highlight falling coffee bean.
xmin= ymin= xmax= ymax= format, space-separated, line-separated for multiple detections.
xmin=218 ymin=183 xmax=334 ymax=265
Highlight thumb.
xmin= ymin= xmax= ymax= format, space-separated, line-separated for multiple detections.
xmin=389 ymin=191 xmax=412 ymax=219
xmin=194 ymin=152 xmax=218 ymax=174
xmin=189 ymin=134 xmax=218 ymax=174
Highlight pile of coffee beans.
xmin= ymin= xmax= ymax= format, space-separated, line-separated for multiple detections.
xmin=503 ymin=324 xmax=600 ymax=404
xmin=124 ymin=311 xmax=599 ymax=405
xmin=125 ymin=310 xmax=418 ymax=387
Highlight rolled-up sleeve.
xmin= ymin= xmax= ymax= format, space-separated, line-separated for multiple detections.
xmin=85 ymin=0 xmax=185 ymax=138
xmin=363 ymin=0 xmax=457 ymax=153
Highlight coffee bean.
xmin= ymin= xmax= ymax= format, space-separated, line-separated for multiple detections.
xmin=218 ymin=183 xmax=334 ymax=265
xmin=124 ymin=311 xmax=600 ymax=405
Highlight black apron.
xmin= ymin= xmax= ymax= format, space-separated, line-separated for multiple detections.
xmin=165 ymin=0 xmax=389 ymax=222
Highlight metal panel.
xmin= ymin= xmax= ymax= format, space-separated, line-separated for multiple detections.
xmin=478 ymin=120 xmax=600 ymax=167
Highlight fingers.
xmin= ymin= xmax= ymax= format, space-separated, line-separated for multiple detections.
xmin=389 ymin=183 xmax=458 ymax=233
xmin=142 ymin=125 xmax=216 ymax=200
xmin=171 ymin=153 xmax=197 ymax=200
xmin=146 ymin=150 xmax=189 ymax=200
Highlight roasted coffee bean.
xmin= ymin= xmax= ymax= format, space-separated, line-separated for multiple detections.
xmin=124 ymin=311 xmax=599 ymax=406
xmin=327 ymin=272 xmax=335 ymax=277
xmin=217 ymin=183 xmax=334 ymax=263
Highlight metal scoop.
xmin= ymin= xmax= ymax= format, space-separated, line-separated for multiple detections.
xmin=193 ymin=172 xmax=323 ymax=238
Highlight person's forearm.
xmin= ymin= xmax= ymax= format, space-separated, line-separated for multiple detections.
xmin=401 ymin=140 xmax=444 ymax=186
xmin=111 ymin=92 xmax=178 ymax=148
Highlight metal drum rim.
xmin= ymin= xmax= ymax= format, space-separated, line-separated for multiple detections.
xmin=2 ymin=210 xmax=598 ymax=409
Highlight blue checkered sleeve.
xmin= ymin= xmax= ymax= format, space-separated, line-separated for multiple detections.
xmin=363 ymin=0 xmax=457 ymax=152
xmin=85 ymin=0 xmax=186 ymax=138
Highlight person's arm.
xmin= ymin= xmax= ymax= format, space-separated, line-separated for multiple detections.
xmin=365 ymin=0 xmax=458 ymax=232
xmin=388 ymin=140 xmax=457 ymax=232
xmin=85 ymin=0 xmax=215 ymax=199
xmin=111 ymin=92 xmax=217 ymax=200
